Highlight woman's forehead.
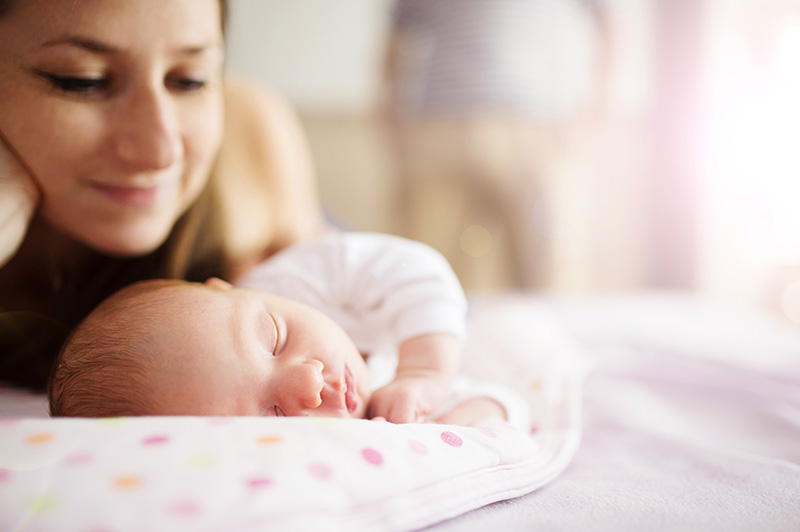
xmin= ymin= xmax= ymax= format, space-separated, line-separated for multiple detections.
xmin=4 ymin=0 xmax=223 ymax=49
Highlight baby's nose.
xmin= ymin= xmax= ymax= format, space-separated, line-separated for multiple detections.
xmin=288 ymin=359 xmax=324 ymax=411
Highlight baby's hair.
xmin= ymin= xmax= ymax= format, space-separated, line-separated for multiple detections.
xmin=48 ymin=279 xmax=184 ymax=417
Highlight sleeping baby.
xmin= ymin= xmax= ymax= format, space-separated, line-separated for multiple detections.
xmin=48 ymin=233 xmax=529 ymax=428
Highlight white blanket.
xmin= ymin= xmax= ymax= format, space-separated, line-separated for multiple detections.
xmin=0 ymin=298 xmax=587 ymax=532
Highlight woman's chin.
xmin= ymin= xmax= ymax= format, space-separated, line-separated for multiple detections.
xmin=73 ymin=225 xmax=172 ymax=259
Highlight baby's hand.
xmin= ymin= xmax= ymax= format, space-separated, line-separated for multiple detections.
xmin=367 ymin=372 xmax=450 ymax=424
xmin=0 ymin=133 xmax=39 ymax=267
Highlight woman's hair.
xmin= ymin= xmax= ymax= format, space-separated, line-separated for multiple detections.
xmin=0 ymin=1 xmax=228 ymax=27
xmin=0 ymin=0 xmax=228 ymax=35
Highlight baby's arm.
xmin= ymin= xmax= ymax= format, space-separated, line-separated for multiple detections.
xmin=367 ymin=333 xmax=460 ymax=423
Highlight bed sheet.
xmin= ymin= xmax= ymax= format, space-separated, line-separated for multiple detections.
xmin=3 ymin=292 xmax=799 ymax=532
xmin=426 ymin=292 xmax=800 ymax=532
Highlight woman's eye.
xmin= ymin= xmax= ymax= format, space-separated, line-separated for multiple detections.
xmin=40 ymin=73 xmax=110 ymax=94
xmin=167 ymin=76 xmax=207 ymax=92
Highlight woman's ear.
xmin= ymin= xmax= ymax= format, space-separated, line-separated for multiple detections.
xmin=205 ymin=277 xmax=233 ymax=290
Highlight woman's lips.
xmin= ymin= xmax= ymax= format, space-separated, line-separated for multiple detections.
xmin=344 ymin=365 xmax=358 ymax=414
xmin=92 ymin=181 xmax=175 ymax=208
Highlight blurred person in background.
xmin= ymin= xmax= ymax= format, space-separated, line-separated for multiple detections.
xmin=384 ymin=0 xmax=613 ymax=292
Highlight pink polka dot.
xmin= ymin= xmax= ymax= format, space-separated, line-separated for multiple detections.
xmin=478 ymin=428 xmax=497 ymax=438
xmin=440 ymin=431 xmax=463 ymax=447
xmin=169 ymin=500 xmax=200 ymax=517
xmin=0 ymin=469 xmax=10 ymax=482
xmin=408 ymin=439 xmax=429 ymax=455
xmin=247 ymin=476 xmax=273 ymax=489
xmin=64 ymin=452 xmax=94 ymax=465
xmin=142 ymin=435 xmax=169 ymax=446
xmin=308 ymin=462 xmax=333 ymax=480
xmin=361 ymin=447 xmax=383 ymax=466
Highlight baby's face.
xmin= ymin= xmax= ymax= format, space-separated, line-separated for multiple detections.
xmin=141 ymin=280 xmax=372 ymax=418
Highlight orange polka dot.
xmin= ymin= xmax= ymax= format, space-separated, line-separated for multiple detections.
xmin=257 ymin=435 xmax=282 ymax=445
xmin=25 ymin=433 xmax=54 ymax=445
xmin=113 ymin=475 xmax=143 ymax=489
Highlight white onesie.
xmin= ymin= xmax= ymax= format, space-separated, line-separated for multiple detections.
xmin=237 ymin=232 xmax=529 ymax=429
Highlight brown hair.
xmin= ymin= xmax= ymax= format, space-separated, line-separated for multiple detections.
xmin=48 ymin=280 xmax=183 ymax=417
xmin=0 ymin=0 xmax=228 ymax=29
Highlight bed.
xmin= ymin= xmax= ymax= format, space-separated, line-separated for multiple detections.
xmin=2 ymin=291 xmax=799 ymax=531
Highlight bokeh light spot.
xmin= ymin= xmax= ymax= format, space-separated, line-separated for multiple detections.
xmin=460 ymin=225 xmax=492 ymax=258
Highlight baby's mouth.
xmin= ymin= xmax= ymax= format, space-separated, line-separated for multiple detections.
xmin=344 ymin=365 xmax=358 ymax=414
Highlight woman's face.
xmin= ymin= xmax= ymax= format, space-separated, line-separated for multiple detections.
xmin=0 ymin=0 xmax=225 ymax=256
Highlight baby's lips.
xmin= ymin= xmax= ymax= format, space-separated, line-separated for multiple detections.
xmin=345 ymin=365 xmax=358 ymax=414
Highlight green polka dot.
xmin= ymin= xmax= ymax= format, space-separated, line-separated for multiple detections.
xmin=98 ymin=417 xmax=126 ymax=426
xmin=27 ymin=495 xmax=57 ymax=513
xmin=187 ymin=455 xmax=216 ymax=467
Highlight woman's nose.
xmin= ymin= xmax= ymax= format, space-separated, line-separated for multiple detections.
xmin=113 ymin=86 xmax=183 ymax=170
xmin=280 ymin=359 xmax=325 ymax=413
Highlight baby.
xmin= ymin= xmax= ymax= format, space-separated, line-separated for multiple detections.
xmin=49 ymin=233 xmax=528 ymax=427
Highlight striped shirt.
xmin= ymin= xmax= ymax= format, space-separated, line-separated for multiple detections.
xmin=390 ymin=0 xmax=605 ymax=118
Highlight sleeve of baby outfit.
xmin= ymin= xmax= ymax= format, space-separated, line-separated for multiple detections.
xmin=331 ymin=233 xmax=467 ymax=344
xmin=235 ymin=233 xmax=468 ymax=349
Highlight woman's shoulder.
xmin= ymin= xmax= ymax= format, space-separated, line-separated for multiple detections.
xmin=223 ymin=76 xmax=298 ymax=134
xmin=214 ymin=76 xmax=325 ymax=275
xmin=218 ymin=75 xmax=315 ymax=184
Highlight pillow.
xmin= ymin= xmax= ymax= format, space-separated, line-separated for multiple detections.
xmin=0 ymin=297 xmax=587 ymax=531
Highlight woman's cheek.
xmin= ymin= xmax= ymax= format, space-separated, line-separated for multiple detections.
xmin=181 ymin=92 xmax=224 ymax=176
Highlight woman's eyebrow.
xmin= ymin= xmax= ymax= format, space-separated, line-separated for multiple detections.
xmin=39 ymin=36 xmax=222 ymax=56
xmin=41 ymin=36 xmax=116 ymax=54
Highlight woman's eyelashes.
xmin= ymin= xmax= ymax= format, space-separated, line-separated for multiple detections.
xmin=166 ymin=75 xmax=208 ymax=92
xmin=38 ymin=71 xmax=110 ymax=95
xmin=36 ymin=70 xmax=209 ymax=97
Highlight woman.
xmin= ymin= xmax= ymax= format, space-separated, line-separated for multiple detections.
xmin=0 ymin=0 xmax=325 ymax=389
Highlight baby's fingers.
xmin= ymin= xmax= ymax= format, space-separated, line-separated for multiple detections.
xmin=384 ymin=397 xmax=424 ymax=424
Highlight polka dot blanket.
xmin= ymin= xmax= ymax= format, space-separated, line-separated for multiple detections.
xmin=0 ymin=297 xmax=588 ymax=532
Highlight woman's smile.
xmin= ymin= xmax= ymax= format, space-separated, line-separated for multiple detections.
xmin=90 ymin=178 xmax=180 ymax=209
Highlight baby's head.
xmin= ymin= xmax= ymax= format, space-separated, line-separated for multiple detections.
xmin=49 ymin=278 xmax=372 ymax=419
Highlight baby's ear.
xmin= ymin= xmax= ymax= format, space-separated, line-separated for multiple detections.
xmin=205 ymin=277 xmax=233 ymax=290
